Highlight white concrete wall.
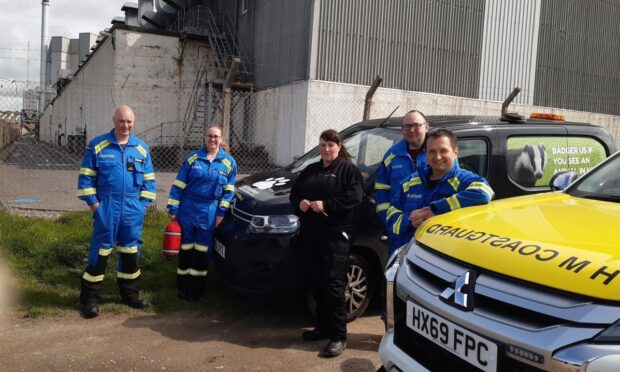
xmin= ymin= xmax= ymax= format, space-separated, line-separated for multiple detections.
xmin=258 ymin=78 xmax=620 ymax=167
xmin=253 ymin=81 xmax=309 ymax=166
xmin=39 ymin=34 xmax=115 ymax=144
xmin=40 ymin=28 xmax=213 ymax=147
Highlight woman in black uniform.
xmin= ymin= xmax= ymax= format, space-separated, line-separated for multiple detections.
xmin=290 ymin=129 xmax=363 ymax=358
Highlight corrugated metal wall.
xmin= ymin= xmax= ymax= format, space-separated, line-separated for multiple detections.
xmin=534 ymin=0 xmax=620 ymax=115
xmin=235 ymin=0 xmax=313 ymax=89
xmin=315 ymin=0 xmax=486 ymax=98
xmin=479 ymin=0 xmax=541 ymax=105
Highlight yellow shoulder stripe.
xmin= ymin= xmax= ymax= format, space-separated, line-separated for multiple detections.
xmin=384 ymin=153 xmax=396 ymax=167
xmin=221 ymin=158 xmax=232 ymax=173
xmin=136 ymin=144 xmax=147 ymax=157
xmin=403 ymin=177 xmax=421 ymax=193
xmin=94 ymin=140 xmax=111 ymax=154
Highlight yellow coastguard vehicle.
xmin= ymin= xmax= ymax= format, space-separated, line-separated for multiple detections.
xmin=380 ymin=151 xmax=620 ymax=371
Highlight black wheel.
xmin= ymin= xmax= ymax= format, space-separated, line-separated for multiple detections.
xmin=305 ymin=252 xmax=375 ymax=322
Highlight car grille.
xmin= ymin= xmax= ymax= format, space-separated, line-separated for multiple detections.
xmin=392 ymin=243 xmax=618 ymax=370
xmin=393 ymin=295 xmax=543 ymax=372
xmin=231 ymin=199 xmax=254 ymax=223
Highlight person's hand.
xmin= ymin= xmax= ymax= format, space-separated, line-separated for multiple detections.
xmin=310 ymin=200 xmax=324 ymax=214
xmin=89 ymin=202 xmax=99 ymax=213
xmin=215 ymin=215 xmax=224 ymax=228
xmin=299 ymin=199 xmax=311 ymax=212
xmin=410 ymin=207 xmax=434 ymax=228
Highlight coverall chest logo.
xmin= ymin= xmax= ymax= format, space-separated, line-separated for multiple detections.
xmin=440 ymin=270 xmax=476 ymax=311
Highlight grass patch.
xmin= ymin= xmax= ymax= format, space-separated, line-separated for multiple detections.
xmin=0 ymin=210 xmax=241 ymax=317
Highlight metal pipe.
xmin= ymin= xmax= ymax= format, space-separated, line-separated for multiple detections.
xmin=363 ymin=75 xmax=383 ymax=121
xmin=40 ymin=0 xmax=50 ymax=110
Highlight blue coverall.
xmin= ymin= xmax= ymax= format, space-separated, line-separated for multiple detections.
xmin=374 ymin=139 xmax=427 ymax=255
xmin=387 ymin=163 xmax=494 ymax=249
xmin=167 ymin=147 xmax=237 ymax=299
xmin=77 ymin=130 xmax=157 ymax=304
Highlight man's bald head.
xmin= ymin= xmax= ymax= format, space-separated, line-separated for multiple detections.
xmin=112 ymin=105 xmax=135 ymax=143
xmin=114 ymin=105 xmax=134 ymax=120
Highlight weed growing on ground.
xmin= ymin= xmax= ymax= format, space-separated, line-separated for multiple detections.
xmin=0 ymin=210 xmax=237 ymax=317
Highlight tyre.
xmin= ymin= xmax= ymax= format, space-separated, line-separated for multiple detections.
xmin=345 ymin=253 xmax=373 ymax=321
xmin=306 ymin=252 xmax=375 ymax=322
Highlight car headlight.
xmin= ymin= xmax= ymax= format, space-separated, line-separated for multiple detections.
xmin=249 ymin=214 xmax=299 ymax=234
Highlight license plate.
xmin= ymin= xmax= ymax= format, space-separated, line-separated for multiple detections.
xmin=215 ymin=239 xmax=225 ymax=259
xmin=406 ymin=301 xmax=497 ymax=371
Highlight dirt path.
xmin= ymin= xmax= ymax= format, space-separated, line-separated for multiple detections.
xmin=0 ymin=308 xmax=384 ymax=372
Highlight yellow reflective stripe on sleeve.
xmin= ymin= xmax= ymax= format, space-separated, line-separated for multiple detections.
xmin=376 ymin=202 xmax=389 ymax=213
xmin=136 ymin=144 xmax=147 ymax=157
xmin=188 ymin=154 xmax=198 ymax=165
xmin=403 ymin=177 xmax=421 ymax=193
xmin=168 ymin=198 xmax=180 ymax=206
xmin=446 ymin=195 xmax=462 ymax=211
xmin=117 ymin=270 xmax=141 ymax=280
xmin=118 ymin=246 xmax=138 ymax=254
xmin=383 ymin=153 xmax=396 ymax=167
xmin=467 ymin=182 xmax=495 ymax=199
xmin=140 ymin=191 xmax=156 ymax=200
xmin=221 ymin=158 xmax=232 ymax=173
xmin=393 ymin=215 xmax=403 ymax=235
xmin=386 ymin=206 xmax=402 ymax=220
xmin=219 ymin=200 xmax=230 ymax=209
xmin=83 ymin=272 xmax=104 ymax=283
xmin=77 ymin=187 xmax=97 ymax=196
xmin=189 ymin=269 xmax=208 ymax=277
xmin=448 ymin=176 xmax=460 ymax=192
xmin=224 ymin=184 xmax=235 ymax=191
xmin=99 ymin=248 xmax=113 ymax=256
xmin=173 ymin=179 xmax=187 ymax=189
xmin=143 ymin=173 xmax=155 ymax=181
xmin=194 ymin=244 xmax=209 ymax=252
xmin=374 ymin=182 xmax=391 ymax=190
xmin=94 ymin=139 xmax=111 ymax=154
xmin=181 ymin=243 xmax=194 ymax=250
xmin=177 ymin=268 xmax=190 ymax=275
xmin=80 ymin=168 xmax=97 ymax=177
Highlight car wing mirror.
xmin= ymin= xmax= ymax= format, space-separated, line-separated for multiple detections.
xmin=550 ymin=171 xmax=577 ymax=191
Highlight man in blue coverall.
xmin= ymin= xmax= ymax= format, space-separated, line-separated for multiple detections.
xmin=375 ymin=110 xmax=429 ymax=256
xmin=387 ymin=129 xmax=494 ymax=249
xmin=77 ymin=105 xmax=157 ymax=318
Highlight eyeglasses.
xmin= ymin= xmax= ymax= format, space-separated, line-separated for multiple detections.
xmin=205 ymin=135 xmax=221 ymax=139
xmin=402 ymin=123 xmax=427 ymax=131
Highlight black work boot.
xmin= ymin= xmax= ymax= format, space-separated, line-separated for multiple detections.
xmin=320 ymin=339 xmax=347 ymax=358
xmin=81 ymin=303 xmax=99 ymax=319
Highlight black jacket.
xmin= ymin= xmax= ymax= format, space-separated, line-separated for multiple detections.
xmin=290 ymin=157 xmax=363 ymax=233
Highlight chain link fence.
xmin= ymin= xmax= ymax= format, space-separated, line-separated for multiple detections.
xmin=2 ymin=78 xmax=620 ymax=213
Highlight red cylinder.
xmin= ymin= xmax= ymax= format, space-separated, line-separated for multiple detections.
xmin=162 ymin=220 xmax=182 ymax=257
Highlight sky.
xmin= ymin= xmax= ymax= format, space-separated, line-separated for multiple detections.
xmin=0 ymin=0 xmax=129 ymax=83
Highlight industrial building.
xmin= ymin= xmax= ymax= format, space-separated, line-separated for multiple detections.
xmin=37 ymin=0 xmax=620 ymax=169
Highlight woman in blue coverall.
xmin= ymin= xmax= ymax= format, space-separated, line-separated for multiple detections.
xmin=167 ymin=125 xmax=237 ymax=301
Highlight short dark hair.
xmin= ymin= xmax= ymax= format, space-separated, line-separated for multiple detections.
xmin=403 ymin=110 xmax=428 ymax=124
xmin=320 ymin=129 xmax=352 ymax=161
xmin=425 ymin=128 xmax=458 ymax=149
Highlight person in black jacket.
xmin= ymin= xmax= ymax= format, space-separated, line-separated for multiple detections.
xmin=290 ymin=129 xmax=363 ymax=358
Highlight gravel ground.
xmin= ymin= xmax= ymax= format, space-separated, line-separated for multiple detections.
xmin=0 ymin=309 xmax=384 ymax=371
